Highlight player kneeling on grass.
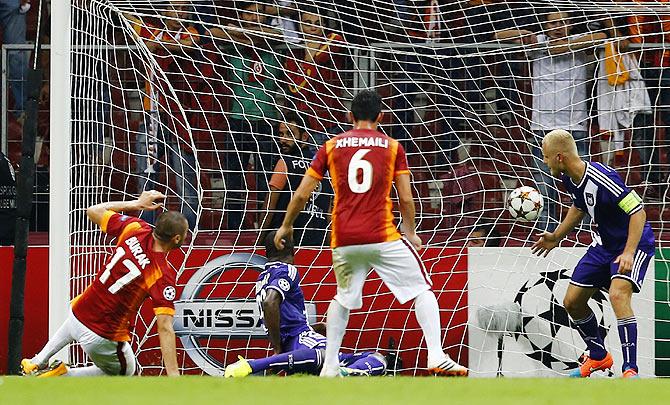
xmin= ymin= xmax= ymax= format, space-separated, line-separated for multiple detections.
xmin=22 ymin=191 xmax=186 ymax=377
xmin=532 ymin=130 xmax=655 ymax=378
xmin=225 ymin=232 xmax=387 ymax=377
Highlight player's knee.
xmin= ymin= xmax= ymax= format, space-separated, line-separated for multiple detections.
xmin=562 ymin=295 xmax=584 ymax=317
xmin=97 ymin=354 xmax=135 ymax=376
xmin=608 ymin=286 xmax=632 ymax=310
xmin=562 ymin=295 xmax=576 ymax=314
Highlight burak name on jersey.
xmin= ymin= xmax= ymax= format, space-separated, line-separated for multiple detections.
xmin=335 ymin=137 xmax=389 ymax=149
xmin=125 ymin=236 xmax=151 ymax=269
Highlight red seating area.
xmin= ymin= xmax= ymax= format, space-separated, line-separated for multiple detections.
xmin=3 ymin=11 xmax=668 ymax=245
xmin=16 ymin=93 xmax=668 ymax=243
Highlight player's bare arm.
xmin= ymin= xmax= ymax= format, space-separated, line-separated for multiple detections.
xmin=614 ymin=209 xmax=647 ymax=275
xmin=395 ymin=173 xmax=422 ymax=250
xmin=262 ymin=289 xmax=283 ymax=354
xmin=275 ymin=175 xmax=319 ymax=249
xmin=532 ymin=204 xmax=585 ymax=257
xmin=156 ymin=314 xmax=179 ymax=376
xmin=86 ymin=191 xmax=166 ymax=227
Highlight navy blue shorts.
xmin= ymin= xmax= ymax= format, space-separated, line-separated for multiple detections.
xmin=571 ymin=244 xmax=653 ymax=293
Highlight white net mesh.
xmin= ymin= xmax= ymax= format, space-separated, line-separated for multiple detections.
xmin=67 ymin=0 xmax=670 ymax=376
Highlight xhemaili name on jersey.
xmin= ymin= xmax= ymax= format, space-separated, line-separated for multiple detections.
xmin=335 ymin=137 xmax=389 ymax=149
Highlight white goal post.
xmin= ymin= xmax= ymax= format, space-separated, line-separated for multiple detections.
xmin=49 ymin=0 xmax=72 ymax=360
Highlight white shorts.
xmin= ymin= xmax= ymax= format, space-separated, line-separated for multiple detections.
xmin=67 ymin=312 xmax=136 ymax=376
xmin=332 ymin=238 xmax=432 ymax=309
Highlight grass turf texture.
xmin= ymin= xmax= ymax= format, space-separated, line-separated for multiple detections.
xmin=1 ymin=376 xmax=668 ymax=405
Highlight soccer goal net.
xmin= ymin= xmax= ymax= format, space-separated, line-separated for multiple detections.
xmin=60 ymin=0 xmax=670 ymax=376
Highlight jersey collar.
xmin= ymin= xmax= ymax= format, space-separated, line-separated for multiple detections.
xmin=570 ymin=161 xmax=589 ymax=189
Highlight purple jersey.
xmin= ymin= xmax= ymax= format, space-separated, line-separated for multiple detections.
xmin=561 ymin=162 xmax=655 ymax=252
xmin=255 ymin=261 xmax=310 ymax=344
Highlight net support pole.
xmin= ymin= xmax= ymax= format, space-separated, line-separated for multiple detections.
xmin=6 ymin=0 xmax=47 ymax=375
xmin=48 ymin=0 xmax=71 ymax=361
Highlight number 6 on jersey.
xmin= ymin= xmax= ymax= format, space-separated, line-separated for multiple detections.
xmin=348 ymin=149 xmax=373 ymax=193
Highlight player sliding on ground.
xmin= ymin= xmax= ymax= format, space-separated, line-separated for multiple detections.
xmin=532 ymin=129 xmax=655 ymax=378
xmin=21 ymin=191 xmax=187 ymax=377
xmin=274 ymin=90 xmax=467 ymax=377
xmin=225 ymin=232 xmax=387 ymax=377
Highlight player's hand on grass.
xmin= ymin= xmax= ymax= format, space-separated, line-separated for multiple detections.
xmin=405 ymin=232 xmax=423 ymax=251
xmin=614 ymin=251 xmax=635 ymax=274
xmin=274 ymin=225 xmax=292 ymax=250
xmin=531 ymin=232 xmax=559 ymax=257
xmin=137 ymin=190 xmax=166 ymax=211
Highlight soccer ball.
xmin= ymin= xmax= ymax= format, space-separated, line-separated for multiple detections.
xmin=507 ymin=186 xmax=544 ymax=222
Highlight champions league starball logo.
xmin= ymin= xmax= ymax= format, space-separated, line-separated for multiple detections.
xmin=513 ymin=269 xmax=611 ymax=372
xmin=174 ymin=253 xmax=316 ymax=376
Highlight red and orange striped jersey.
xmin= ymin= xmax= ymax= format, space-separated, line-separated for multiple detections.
xmin=307 ymin=129 xmax=410 ymax=248
xmin=72 ymin=211 xmax=176 ymax=342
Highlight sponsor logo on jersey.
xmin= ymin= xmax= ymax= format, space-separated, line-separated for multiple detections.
xmin=586 ymin=192 xmax=594 ymax=206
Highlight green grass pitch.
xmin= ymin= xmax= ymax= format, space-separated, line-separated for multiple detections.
xmin=1 ymin=376 xmax=668 ymax=405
